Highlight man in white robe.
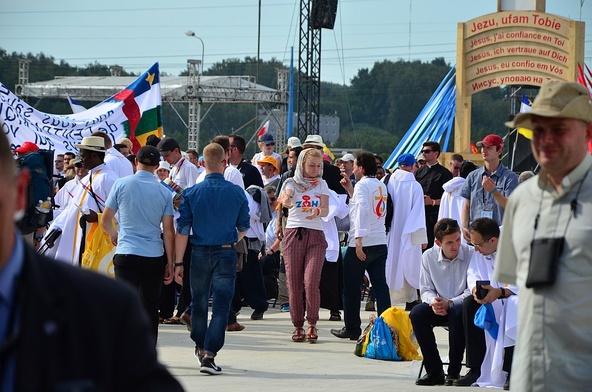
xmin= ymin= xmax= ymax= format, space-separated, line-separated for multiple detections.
xmin=45 ymin=136 xmax=118 ymax=266
xmin=92 ymin=131 xmax=133 ymax=178
xmin=385 ymin=154 xmax=427 ymax=306
xmin=459 ymin=217 xmax=516 ymax=389
xmin=52 ymin=156 xmax=89 ymax=220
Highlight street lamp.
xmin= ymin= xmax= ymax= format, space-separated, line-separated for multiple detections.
xmin=184 ymin=30 xmax=205 ymax=152
xmin=185 ymin=30 xmax=205 ymax=75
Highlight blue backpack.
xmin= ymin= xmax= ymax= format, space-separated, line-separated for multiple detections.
xmin=16 ymin=149 xmax=54 ymax=234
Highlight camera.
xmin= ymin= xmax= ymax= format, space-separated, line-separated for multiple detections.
xmin=476 ymin=280 xmax=490 ymax=300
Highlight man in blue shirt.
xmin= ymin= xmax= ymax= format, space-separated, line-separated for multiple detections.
xmin=175 ymin=143 xmax=250 ymax=375
xmin=460 ymin=134 xmax=518 ymax=241
xmin=101 ymin=145 xmax=175 ymax=342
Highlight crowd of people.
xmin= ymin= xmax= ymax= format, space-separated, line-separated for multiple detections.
xmin=2 ymin=81 xmax=591 ymax=391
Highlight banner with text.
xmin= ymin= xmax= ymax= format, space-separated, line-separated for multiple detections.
xmin=458 ymin=11 xmax=585 ymax=95
xmin=0 ymin=62 xmax=163 ymax=155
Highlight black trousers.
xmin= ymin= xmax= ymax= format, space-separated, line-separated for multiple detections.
xmin=425 ymin=213 xmax=439 ymax=249
xmin=409 ymin=302 xmax=465 ymax=376
xmin=462 ymin=296 xmax=486 ymax=369
xmin=239 ymin=248 xmax=269 ymax=313
xmin=175 ymin=245 xmax=192 ymax=317
xmin=113 ymin=253 xmax=165 ymax=343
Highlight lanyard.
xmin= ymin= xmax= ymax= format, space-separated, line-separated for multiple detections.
xmin=169 ymin=158 xmax=185 ymax=181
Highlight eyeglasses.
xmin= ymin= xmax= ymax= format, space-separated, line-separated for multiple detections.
xmin=436 ymin=219 xmax=459 ymax=232
xmin=452 ymin=165 xmax=462 ymax=170
xmin=472 ymin=237 xmax=492 ymax=249
xmin=421 ymin=149 xmax=433 ymax=154
xmin=265 ymin=143 xmax=275 ymax=146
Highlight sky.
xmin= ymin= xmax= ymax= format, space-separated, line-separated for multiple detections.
xmin=1 ymin=0 xmax=590 ymax=86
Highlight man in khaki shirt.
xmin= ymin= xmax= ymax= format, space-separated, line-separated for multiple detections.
xmin=495 ymin=81 xmax=592 ymax=392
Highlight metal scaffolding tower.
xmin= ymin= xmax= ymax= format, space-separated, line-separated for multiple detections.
xmin=297 ymin=0 xmax=322 ymax=141
xmin=186 ymin=59 xmax=202 ymax=151
xmin=15 ymin=58 xmax=31 ymax=96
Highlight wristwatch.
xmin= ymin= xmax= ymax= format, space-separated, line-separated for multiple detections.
xmin=174 ymin=262 xmax=184 ymax=267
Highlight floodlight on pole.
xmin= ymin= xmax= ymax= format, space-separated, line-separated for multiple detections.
xmin=185 ymin=30 xmax=205 ymax=74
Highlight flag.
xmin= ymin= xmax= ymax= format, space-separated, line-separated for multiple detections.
xmin=517 ymin=94 xmax=533 ymax=140
xmin=2 ymin=63 xmax=163 ymax=157
xmin=109 ymin=62 xmax=163 ymax=153
xmin=322 ymin=146 xmax=335 ymax=163
xmin=577 ymin=63 xmax=592 ymax=96
xmin=67 ymin=94 xmax=86 ymax=113
xmin=256 ymin=120 xmax=270 ymax=137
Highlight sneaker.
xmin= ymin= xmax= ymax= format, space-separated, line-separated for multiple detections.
xmin=280 ymin=304 xmax=290 ymax=312
xmin=194 ymin=348 xmax=203 ymax=366
xmin=200 ymin=357 xmax=222 ymax=375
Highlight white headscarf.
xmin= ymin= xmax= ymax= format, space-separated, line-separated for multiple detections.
xmin=282 ymin=148 xmax=324 ymax=194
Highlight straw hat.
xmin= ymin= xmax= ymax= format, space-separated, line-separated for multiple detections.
xmin=74 ymin=136 xmax=106 ymax=152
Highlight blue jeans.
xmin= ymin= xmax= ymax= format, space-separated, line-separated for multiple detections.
xmin=342 ymin=244 xmax=391 ymax=335
xmin=190 ymin=245 xmax=237 ymax=357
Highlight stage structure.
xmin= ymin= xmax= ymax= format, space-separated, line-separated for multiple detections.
xmin=297 ymin=0 xmax=338 ymax=141
xmin=17 ymin=62 xmax=289 ymax=153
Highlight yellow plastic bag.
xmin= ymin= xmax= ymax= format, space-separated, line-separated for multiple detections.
xmin=380 ymin=306 xmax=422 ymax=361
xmin=81 ymin=213 xmax=116 ymax=278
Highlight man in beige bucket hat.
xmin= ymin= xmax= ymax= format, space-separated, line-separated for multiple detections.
xmin=495 ymin=81 xmax=592 ymax=391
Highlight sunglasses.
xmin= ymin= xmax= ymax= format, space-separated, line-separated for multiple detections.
xmin=452 ymin=165 xmax=462 ymax=170
xmin=269 ymin=197 xmax=277 ymax=202
xmin=472 ymin=237 xmax=492 ymax=249
xmin=421 ymin=149 xmax=434 ymax=154
xmin=264 ymin=143 xmax=275 ymax=146
xmin=436 ymin=219 xmax=459 ymax=232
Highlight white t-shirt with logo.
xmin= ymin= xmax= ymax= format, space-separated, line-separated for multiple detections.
xmin=284 ymin=179 xmax=330 ymax=231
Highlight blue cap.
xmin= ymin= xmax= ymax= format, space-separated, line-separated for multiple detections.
xmin=259 ymin=133 xmax=275 ymax=144
xmin=397 ymin=153 xmax=417 ymax=166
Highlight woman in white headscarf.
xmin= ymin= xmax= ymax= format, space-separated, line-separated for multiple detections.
xmin=277 ymin=148 xmax=330 ymax=342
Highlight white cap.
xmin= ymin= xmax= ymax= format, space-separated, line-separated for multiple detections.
xmin=287 ymin=137 xmax=301 ymax=149
xmin=341 ymin=153 xmax=355 ymax=162
xmin=156 ymin=160 xmax=171 ymax=172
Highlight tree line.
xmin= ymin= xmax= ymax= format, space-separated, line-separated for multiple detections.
xmin=0 ymin=49 xmax=510 ymax=158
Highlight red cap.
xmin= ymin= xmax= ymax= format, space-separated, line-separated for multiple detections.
xmin=14 ymin=141 xmax=40 ymax=154
xmin=476 ymin=134 xmax=503 ymax=149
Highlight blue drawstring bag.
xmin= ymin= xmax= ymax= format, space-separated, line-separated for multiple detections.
xmin=365 ymin=317 xmax=401 ymax=361
xmin=474 ymin=303 xmax=499 ymax=340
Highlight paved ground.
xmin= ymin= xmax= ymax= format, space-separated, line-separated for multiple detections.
xmin=156 ymin=303 xmax=457 ymax=392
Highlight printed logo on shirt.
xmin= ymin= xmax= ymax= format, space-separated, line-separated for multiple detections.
xmin=373 ymin=187 xmax=388 ymax=218
xmin=295 ymin=194 xmax=320 ymax=213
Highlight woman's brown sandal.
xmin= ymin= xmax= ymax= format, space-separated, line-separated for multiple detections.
xmin=306 ymin=325 xmax=318 ymax=342
xmin=292 ymin=327 xmax=305 ymax=342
